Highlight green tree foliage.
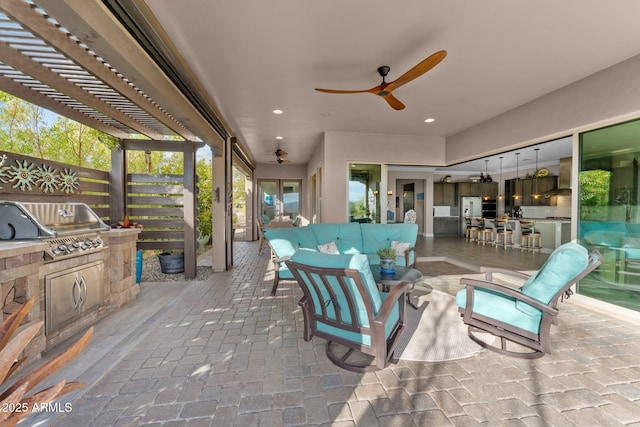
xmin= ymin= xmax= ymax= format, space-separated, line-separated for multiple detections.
xmin=0 ymin=92 xmax=118 ymax=169
xmin=197 ymin=156 xmax=213 ymax=238
xmin=0 ymin=92 xmax=218 ymax=240
xmin=579 ymin=169 xmax=611 ymax=206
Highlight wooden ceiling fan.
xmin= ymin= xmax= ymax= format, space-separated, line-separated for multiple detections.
xmin=315 ymin=50 xmax=447 ymax=110
xmin=272 ymin=149 xmax=290 ymax=164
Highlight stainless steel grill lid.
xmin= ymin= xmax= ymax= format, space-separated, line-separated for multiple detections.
xmin=0 ymin=201 xmax=109 ymax=239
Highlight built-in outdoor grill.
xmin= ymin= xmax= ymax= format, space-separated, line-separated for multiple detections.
xmin=0 ymin=201 xmax=110 ymax=335
xmin=0 ymin=201 xmax=109 ymax=261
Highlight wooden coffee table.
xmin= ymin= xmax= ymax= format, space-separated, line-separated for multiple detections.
xmin=371 ymin=266 xmax=423 ymax=309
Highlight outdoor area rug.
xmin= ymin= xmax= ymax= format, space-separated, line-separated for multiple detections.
xmin=415 ymin=260 xmax=478 ymax=277
xmin=395 ymin=288 xmax=495 ymax=362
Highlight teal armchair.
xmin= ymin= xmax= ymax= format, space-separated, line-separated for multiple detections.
xmin=286 ymin=250 xmax=408 ymax=371
xmin=456 ymin=242 xmax=602 ymax=359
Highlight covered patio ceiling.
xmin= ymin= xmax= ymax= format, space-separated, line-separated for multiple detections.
xmin=0 ymin=0 xmax=230 ymax=157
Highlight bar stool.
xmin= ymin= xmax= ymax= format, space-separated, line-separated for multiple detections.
xmin=520 ymin=220 xmax=541 ymax=252
xmin=493 ymin=218 xmax=513 ymax=249
xmin=478 ymin=219 xmax=495 ymax=246
xmin=465 ymin=217 xmax=480 ymax=242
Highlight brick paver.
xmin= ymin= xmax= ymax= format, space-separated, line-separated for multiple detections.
xmin=22 ymin=241 xmax=640 ymax=426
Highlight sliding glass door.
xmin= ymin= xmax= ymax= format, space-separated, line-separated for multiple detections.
xmin=258 ymin=179 xmax=301 ymax=222
xmin=577 ymin=119 xmax=640 ymax=311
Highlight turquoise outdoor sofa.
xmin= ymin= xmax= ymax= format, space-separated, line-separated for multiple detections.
xmin=264 ymin=223 xmax=418 ymax=295
xmin=456 ymin=242 xmax=602 ymax=359
xmin=286 ymin=250 xmax=408 ymax=371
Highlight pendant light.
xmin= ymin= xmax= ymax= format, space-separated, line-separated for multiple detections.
xmin=483 ymin=159 xmax=490 ymax=200
xmin=513 ymin=152 xmax=520 ymax=200
xmin=532 ymin=148 xmax=540 ymax=199
xmin=498 ymin=156 xmax=504 ymax=200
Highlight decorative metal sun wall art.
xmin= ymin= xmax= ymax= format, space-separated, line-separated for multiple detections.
xmin=0 ymin=157 xmax=80 ymax=194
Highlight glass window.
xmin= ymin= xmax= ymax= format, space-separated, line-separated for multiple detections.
xmin=577 ymin=119 xmax=640 ymax=311
xmin=348 ymin=163 xmax=381 ymax=223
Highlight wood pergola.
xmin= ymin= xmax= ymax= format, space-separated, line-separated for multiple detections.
xmin=0 ymin=0 xmax=248 ymax=277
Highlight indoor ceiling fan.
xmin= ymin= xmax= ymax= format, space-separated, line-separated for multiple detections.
xmin=315 ymin=50 xmax=447 ymax=110
xmin=272 ymin=149 xmax=290 ymax=164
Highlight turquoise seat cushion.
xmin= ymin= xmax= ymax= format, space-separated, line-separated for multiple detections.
xmin=316 ymin=291 xmax=400 ymax=346
xmin=516 ymin=242 xmax=589 ymax=315
xmin=310 ymin=223 xmax=363 ymax=254
xmin=455 ymin=286 xmax=543 ymax=334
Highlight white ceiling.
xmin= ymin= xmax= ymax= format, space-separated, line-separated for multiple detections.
xmin=144 ymin=0 xmax=640 ymax=171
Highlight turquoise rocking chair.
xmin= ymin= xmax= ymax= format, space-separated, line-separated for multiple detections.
xmin=456 ymin=242 xmax=602 ymax=359
xmin=286 ymin=250 xmax=408 ymax=371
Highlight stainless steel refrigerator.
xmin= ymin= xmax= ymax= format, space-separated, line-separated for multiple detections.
xmin=460 ymin=196 xmax=482 ymax=236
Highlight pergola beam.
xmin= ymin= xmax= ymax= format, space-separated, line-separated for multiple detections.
xmin=0 ymin=72 xmax=130 ymax=138
xmin=0 ymin=39 xmax=165 ymax=139
xmin=0 ymin=0 xmax=197 ymax=141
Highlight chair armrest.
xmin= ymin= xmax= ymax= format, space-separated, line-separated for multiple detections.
xmin=403 ymin=247 xmax=416 ymax=267
xmin=461 ymin=277 xmax=558 ymax=316
xmin=480 ymin=266 xmax=530 ymax=282
xmin=374 ymin=282 xmax=409 ymax=322
xmin=271 ymin=255 xmax=291 ymax=265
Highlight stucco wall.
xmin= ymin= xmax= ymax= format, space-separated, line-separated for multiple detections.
xmin=446 ymin=54 xmax=640 ymax=164
xmin=322 ymin=132 xmax=445 ymax=223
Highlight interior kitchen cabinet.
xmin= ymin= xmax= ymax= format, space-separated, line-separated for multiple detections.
xmin=458 ymin=182 xmax=498 ymax=198
xmin=434 ymin=217 xmax=459 ymax=236
xmin=433 ymin=182 xmax=457 ymax=206
xmin=507 ymin=176 xmax=558 ymax=209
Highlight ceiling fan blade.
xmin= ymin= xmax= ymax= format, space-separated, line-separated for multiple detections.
xmin=386 ymin=50 xmax=447 ymax=92
xmin=315 ymin=88 xmax=375 ymax=94
xmin=380 ymin=93 xmax=406 ymax=110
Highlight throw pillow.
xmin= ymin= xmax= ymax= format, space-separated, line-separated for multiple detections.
xmin=391 ymin=241 xmax=410 ymax=256
xmin=317 ymin=241 xmax=339 ymax=254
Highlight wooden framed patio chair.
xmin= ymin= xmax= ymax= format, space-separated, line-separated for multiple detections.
xmin=286 ymin=250 xmax=408 ymax=372
xmin=455 ymin=242 xmax=602 ymax=359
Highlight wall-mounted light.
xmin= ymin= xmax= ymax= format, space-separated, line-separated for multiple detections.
xmin=387 ymin=189 xmax=393 ymax=196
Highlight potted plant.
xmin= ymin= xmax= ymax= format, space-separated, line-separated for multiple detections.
xmin=377 ymin=247 xmax=397 ymax=273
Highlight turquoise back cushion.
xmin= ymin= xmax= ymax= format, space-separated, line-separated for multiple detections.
xmin=361 ymin=223 xmax=418 ymax=254
xmin=290 ymin=250 xmax=383 ymax=325
xmin=310 ymin=223 xmax=363 ymax=254
xmin=265 ymin=226 xmax=318 ymax=258
xmin=517 ymin=242 xmax=589 ymax=315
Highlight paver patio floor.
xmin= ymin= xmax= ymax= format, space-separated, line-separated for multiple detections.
xmin=22 ymin=239 xmax=640 ymax=426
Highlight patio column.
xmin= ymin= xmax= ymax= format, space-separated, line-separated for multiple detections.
xmin=212 ymin=150 xmax=227 ymax=271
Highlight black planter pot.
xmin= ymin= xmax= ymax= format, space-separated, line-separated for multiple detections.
xmin=158 ymin=252 xmax=184 ymax=274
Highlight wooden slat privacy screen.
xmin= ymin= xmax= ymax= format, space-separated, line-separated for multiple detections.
xmin=127 ymin=173 xmax=191 ymax=251
xmin=0 ymin=150 xmax=111 ymax=220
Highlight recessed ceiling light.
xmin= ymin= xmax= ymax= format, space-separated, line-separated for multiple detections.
xmin=275 ymin=136 xmax=283 ymax=140
xmin=424 ymin=118 xmax=435 ymax=123
xmin=320 ymin=111 xmax=333 ymax=117
xmin=272 ymin=109 xmax=284 ymax=115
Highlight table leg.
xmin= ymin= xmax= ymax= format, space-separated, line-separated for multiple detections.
xmin=406 ymin=292 xmax=419 ymax=310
